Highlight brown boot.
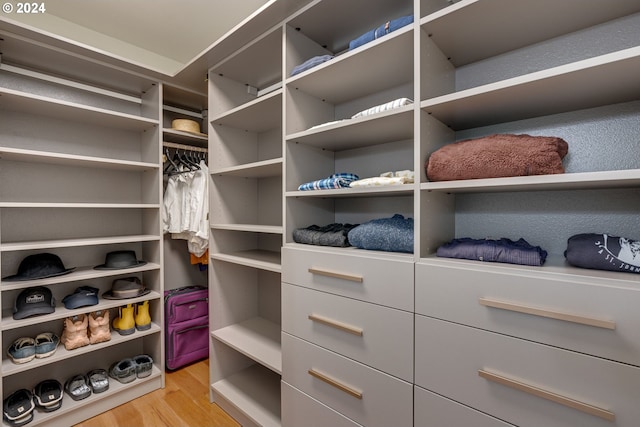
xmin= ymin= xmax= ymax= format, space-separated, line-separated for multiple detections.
xmin=61 ymin=314 xmax=90 ymax=350
xmin=88 ymin=310 xmax=111 ymax=344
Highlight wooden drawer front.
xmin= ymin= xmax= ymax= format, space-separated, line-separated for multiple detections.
xmin=414 ymin=386 xmax=515 ymax=427
xmin=282 ymin=246 xmax=413 ymax=311
xmin=282 ymin=333 xmax=413 ymax=427
xmin=416 ymin=261 xmax=640 ymax=366
xmin=415 ymin=315 xmax=640 ymax=427
xmin=282 ymin=381 xmax=362 ymax=427
xmin=282 ymin=283 xmax=413 ymax=382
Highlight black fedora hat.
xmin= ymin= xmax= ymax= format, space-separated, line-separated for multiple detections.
xmin=94 ymin=250 xmax=147 ymax=270
xmin=102 ymin=277 xmax=150 ymax=300
xmin=3 ymin=253 xmax=75 ymax=282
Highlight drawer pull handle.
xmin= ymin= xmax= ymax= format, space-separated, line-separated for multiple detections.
xmin=308 ymin=267 xmax=363 ymax=283
xmin=479 ymin=369 xmax=615 ymax=421
xmin=308 ymin=369 xmax=363 ymax=399
xmin=308 ymin=313 xmax=364 ymax=336
xmin=479 ymin=297 xmax=616 ymax=330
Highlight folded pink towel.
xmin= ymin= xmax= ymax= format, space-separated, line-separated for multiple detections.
xmin=426 ymin=133 xmax=569 ymax=181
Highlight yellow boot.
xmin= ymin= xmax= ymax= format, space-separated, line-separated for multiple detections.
xmin=135 ymin=300 xmax=151 ymax=331
xmin=112 ymin=304 xmax=135 ymax=335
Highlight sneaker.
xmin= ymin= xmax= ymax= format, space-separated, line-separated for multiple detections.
xmin=2 ymin=389 xmax=34 ymax=427
xmin=35 ymin=332 xmax=59 ymax=359
xmin=64 ymin=374 xmax=91 ymax=401
xmin=7 ymin=338 xmax=36 ymax=364
xmin=33 ymin=379 xmax=63 ymax=412
xmin=87 ymin=369 xmax=109 ymax=394
xmin=109 ymin=358 xmax=136 ymax=384
xmin=133 ymin=354 xmax=153 ymax=378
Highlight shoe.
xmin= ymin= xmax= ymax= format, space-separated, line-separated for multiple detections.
xmin=109 ymin=358 xmax=137 ymax=384
xmin=133 ymin=354 xmax=153 ymax=378
xmin=87 ymin=369 xmax=109 ymax=394
xmin=35 ymin=332 xmax=59 ymax=359
xmin=2 ymin=389 xmax=34 ymax=427
xmin=60 ymin=314 xmax=90 ymax=350
xmin=32 ymin=379 xmax=63 ymax=412
xmin=134 ymin=300 xmax=151 ymax=331
xmin=112 ymin=305 xmax=135 ymax=336
xmin=88 ymin=310 xmax=111 ymax=344
xmin=64 ymin=374 xmax=91 ymax=401
xmin=7 ymin=337 xmax=36 ymax=364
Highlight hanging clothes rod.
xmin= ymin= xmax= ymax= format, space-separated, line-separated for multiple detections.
xmin=163 ymin=141 xmax=208 ymax=153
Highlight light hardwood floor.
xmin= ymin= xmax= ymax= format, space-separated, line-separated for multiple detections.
xmin=73 ymin=360 xmax=240 ymax=427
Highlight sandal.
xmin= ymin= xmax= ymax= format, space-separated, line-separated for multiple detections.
xmin=35 ymin=332 xmax=59 ymax=359
xmin=33 ymin=379 xmax=63 ymax=412
xmin=64 ymin=374 xmax=91 ymax=401
xmin=7 ymin=337 xmax=36 ymax=364
xmin=2 ymin=389 xmax=34 ymax=427
xmin=87 ymin=369 xmax=109 ymax=394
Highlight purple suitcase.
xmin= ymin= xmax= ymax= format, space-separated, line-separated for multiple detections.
xmin=164 ymin=286 xmax=209 ymax=370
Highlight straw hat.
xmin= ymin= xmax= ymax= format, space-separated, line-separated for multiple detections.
xmin=171 ymin=119 xmax=207 ymax=137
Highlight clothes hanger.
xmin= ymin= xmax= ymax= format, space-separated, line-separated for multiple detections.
xmin=163 ymin=148 xmax=180 ymax=174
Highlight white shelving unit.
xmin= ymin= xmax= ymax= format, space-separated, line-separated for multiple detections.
xmin=0 ymin=31 xmax=164 ymax=427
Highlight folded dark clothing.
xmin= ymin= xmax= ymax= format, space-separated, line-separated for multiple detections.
xmin=348 ymin=214 xmax=413 ymax=253
xmin=293 ymin=223 xmax=359 ymax=247
xmin=349 ymin=14 xmax=414 ymax=51
xmin=426 ymin=133 xmax=569 ymax=181
xmin=565 ymin=233 xmax=640 ymax=274
xmin=291 ymin=54 xmax=334 ymax=76
xmin=437 ymin=237 xmax=547 ymax=266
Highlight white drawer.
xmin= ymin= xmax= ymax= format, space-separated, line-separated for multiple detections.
xmin=282 ymin=245 xmax=413 ymax=311
xmin=414 ymin=386 xmax=515 ymax=427
xmin=282 ymin=333 xmax=413 ymax=427
xmin=282 ymin=283 xmax=413 ymax=382
xmin=415 ymin=315 xmax=640 ymax=427
xmin=282 ymin=381 xmax=362 ymax=427
xmin=416 ymin=259 xmax=640 ymax=366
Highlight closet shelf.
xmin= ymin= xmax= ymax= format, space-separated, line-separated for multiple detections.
xmin=420 ymin=46 xmax=640 ymax=130
xmin=0 ymin=264 xmax=162 ymax=293
xmin=0 ymin=202 xmax=160 ymax=209
xmin=421 ymin=0 xmax=640 ymax=67
xmin=0 ymin=235 xmax=161 ymax=252
xmin=0 ymin=147 xmax=159 ymax=171
xmin=285 ymin=105 xmax=414 ymax=151
xmin=211 ymin=250 xmax=281 ymax=273
xmin=0 ymin=87 xmax=159 ymax=131
xmin=212 ymin=158 xmax=283 ymax=178
xmin=210 ymin=89 xmax=282 ymax=133
xmin=287 ymin=26 xmax=413 ymax=104
xmin=2 ymin=323 xmax=161 ymax=376
xmin=421 ymin=169 xmax=640 ymax=193
xmin=286 ymin=185 xmax=415 ymax=198
xmin=211 ymin=224 xmax=283 ymax=234
xmin=26 ymin=366 xmax=162 ymax=427
xmin=212 ymin=317 xmax=282 ymax=374
xmin=163 ymin=128 xmax=208 ymax=144
xmin=211 ymin=365 xmax=281 ymax=427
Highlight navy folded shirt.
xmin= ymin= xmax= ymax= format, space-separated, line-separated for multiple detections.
xmin=565 ymin=233 xmax=640 ymax=274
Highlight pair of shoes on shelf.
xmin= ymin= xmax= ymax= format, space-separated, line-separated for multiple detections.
xmin=7 ymin=333 xmax=60 ymax=364
xmin=112 ymin=301 xmax=151 ymax=336
xmin=109 ymin=354 xmax=153 ymax=384
xmin=61 ymin=310 xmax=111 ymax=351
xmin=33 ymin=379 xmax=63 ymax=413
xmin=2 ymin=389 xmax=34 ymax=426
xmin=64 ymin=368 xmax=109 ymax=401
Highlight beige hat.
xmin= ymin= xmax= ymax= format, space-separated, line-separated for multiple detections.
xmin=171 ymin=119 xmax=207 ymax=137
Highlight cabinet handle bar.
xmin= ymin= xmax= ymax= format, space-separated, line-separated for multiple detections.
xmin=308 ymin=369 xmax=363 ymax=399
xmin=308 ymin=313 xmax=364 ymax=336
xmin=479 ymin=297 xmax=616 ymax=330
xmin=308 ymin=267 xmax=363 ymax=283
xmin=478 ymin=369 xmax=615 ymax=421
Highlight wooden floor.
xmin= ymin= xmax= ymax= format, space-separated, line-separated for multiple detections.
xmin=73 ymin=359 xmax=240 ymax=427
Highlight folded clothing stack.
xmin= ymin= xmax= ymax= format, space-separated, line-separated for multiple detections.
xmin=437 ymin=237 xmax=548 ymax=266
xmin=293 ymin=223 xmax=359 ymax=247
xmin=349 ymin=14 xmax=414 ymax=51
xmin=348 ymin=214 xmax=413 ymax=253
xmin=350 ymin=170 xmax=414 ymax=187
xmin=290 ymin=54 xmax=334 ymax=76
xmin=565 ymin=233 xmax=640 ymax=274
xmin=298 ymin=173 xmax=359 ymax=191
xmin=426 ymin=133 xmax=569 ymax=181
xmin=351 ymin=98 xmax=413 ymax=119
